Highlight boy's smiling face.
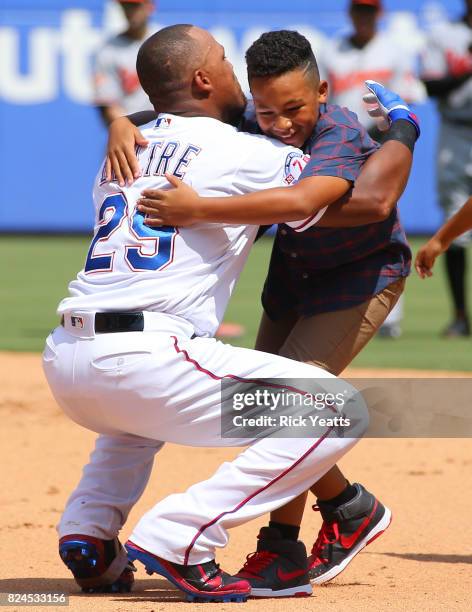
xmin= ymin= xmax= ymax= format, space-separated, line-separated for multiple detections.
xmin=249 ymin=68 xmax=328 ymax=148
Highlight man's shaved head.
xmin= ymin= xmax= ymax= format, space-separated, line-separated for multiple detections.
xmin=137 ymin=24 xmax=204 ymax=104
xmin=136 ymin=24 xmax=246 ymax=125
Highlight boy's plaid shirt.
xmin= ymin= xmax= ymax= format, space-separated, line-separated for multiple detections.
xmin=262 ymin=104 xmax=411 ymax=320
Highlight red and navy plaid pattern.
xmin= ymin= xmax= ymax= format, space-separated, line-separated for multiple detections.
xmin=262 ymin=104 xmax=411 ymax=320
xmin=301 ymin=104 xmax=375 ymax=182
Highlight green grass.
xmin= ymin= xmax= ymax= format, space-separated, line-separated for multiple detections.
xmin=1 ymin=236 xmax=88 ymax=352
xmin=1 ymin=235 xmax=471 ymax=371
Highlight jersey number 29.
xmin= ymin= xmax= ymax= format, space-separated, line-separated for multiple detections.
xmin=84 ymin=193 xmax=177 ymax=273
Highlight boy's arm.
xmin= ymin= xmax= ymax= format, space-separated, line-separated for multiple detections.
xmin=138 ymin=172 xmax=350 ymax=227
xmin=105 ymin=112 xmax=158 ymax=185
xmin=203 ymin=173 xmax=350 ymax=225
xmin=415 ymin=197 xmax=472 ymax=278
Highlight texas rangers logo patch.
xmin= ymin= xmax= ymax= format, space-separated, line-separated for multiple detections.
xmin=71 ymin=316 xmax=84 ymax=329
xmin=155 ymin=116 xmax=172 ymax=129
xmin=284 ymin=152 xmax=309 ymax=185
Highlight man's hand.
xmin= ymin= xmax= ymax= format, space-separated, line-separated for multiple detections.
xmin=415 ymin=238 xmax=444 ymax=278
xmin=137 ymin=174 xmax=202 ymax=227
xmin=106 ymin=116 xmax=149 ymax=186
xmin=363 ymin=80 xmax=420 ymax=137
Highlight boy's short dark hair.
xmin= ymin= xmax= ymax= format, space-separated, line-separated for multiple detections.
xmin=246 ymin=30 xmax=319 ymax=81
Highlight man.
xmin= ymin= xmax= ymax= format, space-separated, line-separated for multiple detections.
xmin=421 ymin=0 xmax=472 ymax=337
xmin=320 ymin=0 xmax=426 ymax=337
xmin=416 ymin=195 xmax=472 ymax=280
xmin=125 ymin=30 xmax=419 ymax=593
xmin=321 ymin=0 xmax=425 ymax=139
xmin=94 ymin=0 xmax=155 ymax=126
xmin=44 ymin=25 xmax=367 ymax=602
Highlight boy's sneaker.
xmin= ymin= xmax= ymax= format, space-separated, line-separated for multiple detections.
xmin=125 ymin=540 xmax=250 ymax=603
xmin=308 ymin=483 xmax=392 ymax=584
xmin=236 ymin=527 xmax=312 ymax=597
xmin=59 ymin=534 xmax=135 ymax=593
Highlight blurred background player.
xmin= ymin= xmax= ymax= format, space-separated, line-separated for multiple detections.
xmin=320 ymin=0 xmax=426 ymax=338
xmin=421 ymin=0 xmax=472 ymax=337
xmin=94 ymin=0 xmax=155 ymax=126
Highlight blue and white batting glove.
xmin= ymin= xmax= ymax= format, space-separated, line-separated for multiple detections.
xmin=363 ymin=80 xmax=420 ymax=138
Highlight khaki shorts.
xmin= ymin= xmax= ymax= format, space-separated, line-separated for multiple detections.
xmin=255 ymin=278 xmax=406 ymax=376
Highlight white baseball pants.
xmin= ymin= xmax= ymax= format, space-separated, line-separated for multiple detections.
xmin=43 ymin=311 xmax=361 ymax=564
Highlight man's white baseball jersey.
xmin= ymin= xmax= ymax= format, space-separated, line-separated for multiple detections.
xmin=421 ymin=19 xmax=472 ymax=123
xmin=321 ymin=33 xmax=426 ymax=130
xmin=58 ymin=114 xmax=307 ymax=337
xmin=94 ymin=32 xmax=155 ymax=114
xmin=44 ymin=112 xmax=361 ymax=566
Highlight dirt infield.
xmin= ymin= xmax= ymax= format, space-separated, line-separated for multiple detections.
xmin=1 ymin=352 xmax=471 ymax=611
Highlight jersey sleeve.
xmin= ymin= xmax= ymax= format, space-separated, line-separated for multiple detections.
xmin=391 ymin=54 xmax=427 ymax=104
xmin=94 ymin=47 xmax=122 ymax=106
xmin=300 ymin=119 xmax=372 ymax=184
xmin=420 ymin=30 xmax=448 ymax=79
xmin=232 ymin=135 xmax=307 ymax=192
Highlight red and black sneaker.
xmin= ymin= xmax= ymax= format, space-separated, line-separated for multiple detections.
xmin=308 ymin=483 xmax=392 ymax=585
xmin=59 ymin=534 xmax=135 ymax=593
xmin=236 ymin=527 xmax=312 ymax=598
xmin=125 ymin=540 xmax=250 ymax=603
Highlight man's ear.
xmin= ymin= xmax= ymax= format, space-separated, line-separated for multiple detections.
xmin=193 ymin=69 xmax=213 ymax=96
xmin=318 ymin=79 xmax=328 ymax=104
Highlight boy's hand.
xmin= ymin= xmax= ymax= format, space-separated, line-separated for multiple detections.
xmin=363 ymin=80 xmax=420 ymax=137
xmin=415 ymin=238 xmax=444 ymax=278
xmin=137 ymin=174 xmax=201 ymax=227
xmin=106 ymin=117 xmax=148 ymax=186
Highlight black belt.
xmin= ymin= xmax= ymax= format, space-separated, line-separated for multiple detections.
xmin=60 ymin=312 xmax=145 ymax=333
xmin=61 ymin=311 xmax=197 ymax=337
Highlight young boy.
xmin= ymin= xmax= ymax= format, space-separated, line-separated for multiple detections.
xmin=107 ymin=31 xmax=419 ymax=596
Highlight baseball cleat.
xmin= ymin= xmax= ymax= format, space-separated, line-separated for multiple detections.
xmin=236 ymin=527 xmax=312 ymax=598
xmin=441 ymin=318 xmax=470 ymax=338
xmin=308 ymin=483 xmax=392 ymax=585
xmin=59 ymin=534 xmax=135 ymax=593
xmin=125 ymin=540 xmax=250 ymax=603
xmin=378 ymin=323 xmax=402 ymax=339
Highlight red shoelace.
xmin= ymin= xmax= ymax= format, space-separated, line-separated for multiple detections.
xmin=240 ymin=551 xmax=278 ymax=577
xmin=310 ymin=505 xmax=340 ymax=565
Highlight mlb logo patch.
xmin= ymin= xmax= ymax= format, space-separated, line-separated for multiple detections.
xmin=284 ymin=151 xmax=307 ymax=185
xmin=71 ymin=316 xmax=84 ymax=329
xmin=155 ymin=117 xmax=172 ymax=129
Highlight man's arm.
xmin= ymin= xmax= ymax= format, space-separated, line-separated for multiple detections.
xmin=315 ymin=123 xmax=414 ymax=227
xmin=315 ymin=81 xmax=420 ymax=227
xmin=415 ymin=196 xmax=472 ymax=278
xmin=423 ymin=73 xmax=472 ymax=97
xmin=420 ymin=31 xmax=472 ymax=97
xmin=94 ymin=49 xmax=128 ymax=128
xmin=97 ymin=104 xmax=127 ymax=127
